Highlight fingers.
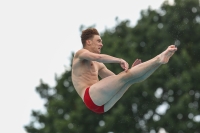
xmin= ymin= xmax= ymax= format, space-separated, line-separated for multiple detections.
xmin=133 ymin=59 xmax=139 ymax=64
xmin=120 ymin=60 xmax=129 ymax=72
xmin=136 ymin=59 xmax=142 ymax=64
xmin=124 ymin=61 xmax=129 ymax=72
xmin=132 ymin=59 xmax=142 ymax=67
xmin=121 ymin=58 xmax=143 ymax=72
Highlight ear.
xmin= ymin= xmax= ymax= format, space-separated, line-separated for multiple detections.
xmin=86 ymin=40 xmax=91 ymax=45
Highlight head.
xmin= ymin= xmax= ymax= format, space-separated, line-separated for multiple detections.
xmin=81 ymin=28 xmax=103 ymax=53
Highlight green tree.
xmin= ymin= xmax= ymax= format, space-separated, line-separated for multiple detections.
xmin=25 ymin=0 xmax=200 ymax=132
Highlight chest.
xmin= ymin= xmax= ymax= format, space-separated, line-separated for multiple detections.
xmin=88 ymin=61 xmax=99 ymax=73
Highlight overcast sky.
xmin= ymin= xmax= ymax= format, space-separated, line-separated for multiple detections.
xmin=0 ymin=0 xmax=174 ymax=133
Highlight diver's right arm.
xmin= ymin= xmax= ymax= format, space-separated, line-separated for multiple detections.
xmin=75 ymin=49 xmax=129 ymax=71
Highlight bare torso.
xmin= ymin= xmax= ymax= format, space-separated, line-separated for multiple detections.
xmin=71 ymin=52 xmax=103 ymax=100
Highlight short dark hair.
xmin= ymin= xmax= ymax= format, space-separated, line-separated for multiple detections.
xmin=81 ymin=28 xmax=99 ymax=47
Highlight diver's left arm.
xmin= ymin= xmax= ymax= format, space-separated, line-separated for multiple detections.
xmin=98 ymin=63 xmax=115 ymax=79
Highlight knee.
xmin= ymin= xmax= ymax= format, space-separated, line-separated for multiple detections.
xmin=120 ymin=69 xmax=132 ymax=81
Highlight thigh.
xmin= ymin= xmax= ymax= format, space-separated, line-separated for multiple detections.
xmin=104 ymin=82 xmax=132 ymax=112
xmin=89 ymin=74 xmax=126 ymax=106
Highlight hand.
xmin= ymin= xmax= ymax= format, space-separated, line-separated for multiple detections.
xmin=132 ymin=59 xmax=142 ymax=67
xmin=120 ymin=59 xmax=129 ymax=72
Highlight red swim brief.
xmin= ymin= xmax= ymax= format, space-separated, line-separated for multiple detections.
xmin=84 ymin=87 xmax=104 ymax=114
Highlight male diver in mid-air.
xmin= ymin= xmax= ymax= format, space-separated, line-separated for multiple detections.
xmin=71 ymin=28 xmax=177 ymax=114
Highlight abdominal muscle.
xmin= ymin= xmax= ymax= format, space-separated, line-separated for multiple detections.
xmin=72 ymin=60 xmax=100 ymax=100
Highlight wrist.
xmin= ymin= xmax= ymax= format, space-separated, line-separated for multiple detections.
xmin=118 ymin=58 xmax=122 ymax=63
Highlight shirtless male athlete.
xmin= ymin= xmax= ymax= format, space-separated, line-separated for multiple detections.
xmin=71 ymin=28 xmax=177 ymax=114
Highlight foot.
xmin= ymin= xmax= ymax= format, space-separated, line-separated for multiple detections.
xmin=158 ymin=45 xmax=177 ymax=64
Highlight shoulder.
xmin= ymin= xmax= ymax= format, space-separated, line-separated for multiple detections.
xmin=74 ymin=48 xmax=94 ymax=59
xmin=74 ymin=49 xmax=88 ymax=58
xmin=73 ymin=49 xmax=89 ymax=61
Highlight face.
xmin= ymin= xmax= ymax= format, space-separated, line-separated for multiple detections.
xmin=89 ymin=35 xmax=103 ymax=54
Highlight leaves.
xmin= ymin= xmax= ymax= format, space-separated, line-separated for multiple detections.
xmin=25 ymin=0 xmax=200 ymax=132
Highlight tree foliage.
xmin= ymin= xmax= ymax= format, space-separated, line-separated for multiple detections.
xmin=25 ymin=0 xmax=200 ymax=132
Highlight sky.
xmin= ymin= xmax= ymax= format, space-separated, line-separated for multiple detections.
xmin=0 ymin=0 xmax=174 ymax=133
